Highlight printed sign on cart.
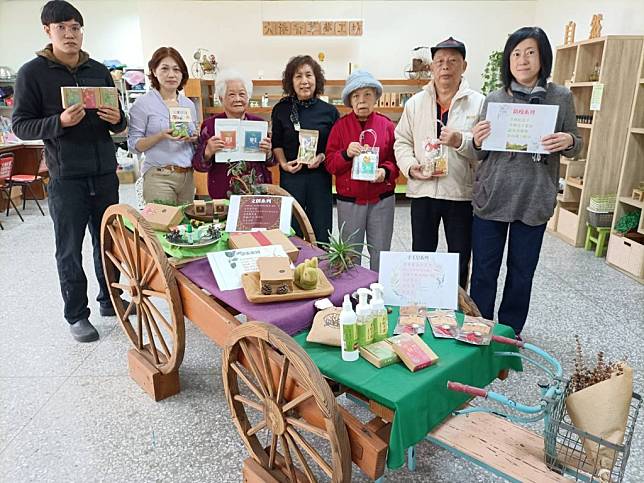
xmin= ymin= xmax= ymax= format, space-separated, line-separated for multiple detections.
xmin=378 ymin=251 xmax=459 ymax=309
xmin=482 ymin=102 xmax=559 ymax=154
xmin=226 ymin=195 xmax=294 ymax=234
xmin=207 ymin=245 xmax=290 ymax=291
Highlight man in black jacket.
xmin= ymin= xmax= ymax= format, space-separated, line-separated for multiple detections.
xmin=12 ymin=1 xmax=127 ymax=342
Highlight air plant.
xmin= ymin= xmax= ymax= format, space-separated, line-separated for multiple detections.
xmin=317 ymin=222 xmax=370 ymax=276
xmin=226 ymin=161 xmax=267 ymax=197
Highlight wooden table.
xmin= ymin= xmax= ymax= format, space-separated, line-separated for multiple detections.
xmin=0 ymin=142 xmax=46 ymax=199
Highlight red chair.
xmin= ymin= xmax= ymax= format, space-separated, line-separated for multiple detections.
xmin=0 ymin=153 xmax=24 ymax=221
xmin=4 ymin=152 xmax=45 ymax=216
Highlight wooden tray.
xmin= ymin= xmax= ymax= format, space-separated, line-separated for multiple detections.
xmin=241 ymin=268 xmax=334 ymax=303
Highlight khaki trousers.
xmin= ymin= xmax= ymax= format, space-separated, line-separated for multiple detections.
xmin=143 ymin=168 xmax=195 ymax=205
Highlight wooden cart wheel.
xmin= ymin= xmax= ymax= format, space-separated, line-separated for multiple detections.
xmin=223 ymin=322 xmax=351 ymax=482
xmin=100 ymin=204 xmax=184 ymax=374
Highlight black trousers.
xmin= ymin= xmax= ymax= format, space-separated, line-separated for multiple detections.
xmin=280 ymin=168 xmax=332 ymax=244
xmin=410 ymin=197 xmax=473 ymax=289
xmin=470 ymin=215 xmax=546 ymax=335
xmin=48 ymin=173 xmax=119 ymax=324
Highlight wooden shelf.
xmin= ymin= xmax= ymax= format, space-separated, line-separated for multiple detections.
xmin=560 ymin=158 xmax=586 ymax=165
xmin=619 ymin=196 xmax=644 ymax=210
xmin=204 ymin=106 xmax=405 ymax=115
xmin=640 ymin=78 xmax=644 ymax=84
xmin=568 ymin=82 xmax=598 ymax=88
xmin=631 ymin=127 xmax=644 ymax=134
xmin=566 ymin=178 xmax=584 ymax=189
xmin=551 ymin=35 xmax=644 ymax=248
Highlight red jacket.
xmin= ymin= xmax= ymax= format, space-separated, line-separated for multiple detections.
xmin=325 ymin=111 xmax=398 ymax=205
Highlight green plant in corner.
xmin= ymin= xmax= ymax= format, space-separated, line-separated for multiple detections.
xmin=614 ymin=211 xmax=640 ymax=234
xmin=317 ymin=222 xmax=370 ymax=276
xmin=481 ymin=50 xmax=503 ymax=95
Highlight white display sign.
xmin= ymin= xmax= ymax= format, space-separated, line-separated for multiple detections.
xmin=226 ymin=195 xmax=294 ymax=235
xmin=214 ymin=118 xmax=268 ymax=162
xmin=378 ymin=251 xmax=459 ymax=309
xmin=207 ymin=245 xmax=289 ymax=291
xmin=482 ymin=102 xmax=559 ymax=154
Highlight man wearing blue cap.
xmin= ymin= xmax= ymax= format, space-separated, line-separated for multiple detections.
xmin=394 ymin=37 xmax=484 ymax=288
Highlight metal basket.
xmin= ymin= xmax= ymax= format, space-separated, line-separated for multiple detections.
xmin=586 ymin=207 xmax=614 ymax=228
xmin=544 ymin=381 xmax=642 ymax=482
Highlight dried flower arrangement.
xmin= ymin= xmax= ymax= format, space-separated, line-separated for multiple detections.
xmin=571 ymin=335 xmax=625 ymax=393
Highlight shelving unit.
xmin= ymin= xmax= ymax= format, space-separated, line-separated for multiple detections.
xmin=548 ymin=35 xmax=644 ymax=246
xmin=606 ymin=47 xmax=644 ymax=283
xmin=184 ymin=78 xmax=425 ymax=124
xmin=184 ymin=77 xmax=426 ymax=196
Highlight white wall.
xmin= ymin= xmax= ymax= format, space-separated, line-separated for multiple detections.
xmin=534 ymin=0 xmax=644 ymax=47
xmin=0 ymin=0 xmax=144 ymax=72
xmin=0 ymin=0 xmax=642 ymax=91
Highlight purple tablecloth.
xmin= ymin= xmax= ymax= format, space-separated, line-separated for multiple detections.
xmin=179 ymin=239 xmax=378 ymax=335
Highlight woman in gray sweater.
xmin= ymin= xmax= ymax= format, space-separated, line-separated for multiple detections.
xmin=469 ymin=27 xmax=582 ymax=336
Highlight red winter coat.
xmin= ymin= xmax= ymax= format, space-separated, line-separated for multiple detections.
xmin=325 ymin=111 xmax=398 ymax=205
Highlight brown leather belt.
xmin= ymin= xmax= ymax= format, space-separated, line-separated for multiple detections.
xmin=156 ymin=165 xmax=192 ymax=173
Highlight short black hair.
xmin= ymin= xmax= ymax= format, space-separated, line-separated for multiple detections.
xmin=41 ymin=1 xmax=84 ymax=27
xmin=281 ymin=55 xmax=325 ymax=98
xmin=501 ymin=27 xmax=552 ymax=89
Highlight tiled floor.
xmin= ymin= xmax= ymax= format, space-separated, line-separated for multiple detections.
xmin=0 ymin=185 xmax=642 ymax=482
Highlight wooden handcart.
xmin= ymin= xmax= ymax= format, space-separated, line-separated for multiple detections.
xmin=100 ymin=196 xmax=555 ymax=482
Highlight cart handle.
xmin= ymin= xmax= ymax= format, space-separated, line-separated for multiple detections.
xmin=447 ymin=381 xmax=488 ymax=398
xmin=491 ymin=335 xmax=524 ymax=348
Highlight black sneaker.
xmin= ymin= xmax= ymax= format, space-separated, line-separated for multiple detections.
xmin=100 ymin=298 xmax=135 ymax=317
xmin=70 ymin=318 xmax=99 ymax=343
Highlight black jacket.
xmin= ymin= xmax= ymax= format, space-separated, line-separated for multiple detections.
xmin=12 ymin=46 xmax=127 ymax=179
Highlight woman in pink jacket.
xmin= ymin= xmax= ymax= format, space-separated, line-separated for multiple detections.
xmin=325 ymin=70 xmax=398 ymax=271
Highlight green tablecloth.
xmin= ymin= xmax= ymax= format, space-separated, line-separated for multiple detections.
xmin=293 ymin=308 xmax=523 ymax=469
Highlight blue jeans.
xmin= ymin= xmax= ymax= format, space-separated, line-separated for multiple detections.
xmin=470 ymin=215 xmax=546 ymax=334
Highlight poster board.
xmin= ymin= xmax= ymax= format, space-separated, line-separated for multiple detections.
xmin=378 ymin=251 xmax=459 ymax=309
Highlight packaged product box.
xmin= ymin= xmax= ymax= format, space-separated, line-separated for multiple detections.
xmin=360 ymin=340 xmax=400 ymax=368
xmin=387 ymin=333 xmax=439 ymax=372
xmin=140 ymin=203 xmax=184 ymax=232
xmin=229 ymin=229 xmax=299 ymax=262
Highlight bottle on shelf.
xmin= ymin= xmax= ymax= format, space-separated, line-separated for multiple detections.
xmin=340 ymin=294 xmax=359 ymax=362
xmin=369 ymin=283 xmax=389 ymax=342
xmin=356 ymin=288 xmax=374 ymax=347
xmin=261 ymin=93 xmax=269 ymax=108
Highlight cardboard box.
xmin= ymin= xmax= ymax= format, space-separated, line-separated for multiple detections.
xmin=140 ymin=203 xmax=183 ymax=232
xmin=229 ymin=229 xmax=299 ymax=262
xmin=257 ymin=257 xmax=294 ymax=295
xmin=387 ymin=334 xmax=439 ymax=372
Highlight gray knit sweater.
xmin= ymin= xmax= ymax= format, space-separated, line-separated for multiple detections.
xmin=472 ymin=84 xmax=582 ymax=226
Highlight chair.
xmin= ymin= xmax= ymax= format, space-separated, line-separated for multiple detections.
xmin=6 ymin=152 xmax=45 ymax=216
xmin=0 ymin=153 xmax=24 ymax=222
xmin=260 ymin=183 xmax=316 ymax=244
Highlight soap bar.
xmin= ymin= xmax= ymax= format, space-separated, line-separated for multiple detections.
xmin=387 ymin=333 xmax=439 ymax=372
xmin=359 ymin=341 xmax=400 ymax=368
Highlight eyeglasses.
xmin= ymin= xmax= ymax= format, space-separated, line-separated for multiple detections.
xmin=51 ymin=23 xmax=83 ymax=35
xmin=433 ymin=58 xmax=460 ymax=67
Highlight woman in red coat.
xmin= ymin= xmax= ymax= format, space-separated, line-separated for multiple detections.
xmin=325 ymin=70 xmax=398 ymax=271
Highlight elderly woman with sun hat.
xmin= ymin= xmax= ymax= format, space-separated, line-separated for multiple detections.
xmin=325 ymin=70 xmax=398 ymax=271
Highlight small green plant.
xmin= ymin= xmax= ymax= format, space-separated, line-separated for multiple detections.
xmin=481 ymin=50 xmax=503 ymax=95
xmin=226 ymin=161 xmax=267 ymax=197
xmin=615 ymin=211 xmax=640 ymax=234
xmin=317 ymin=222 xmax=370 ymax=276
